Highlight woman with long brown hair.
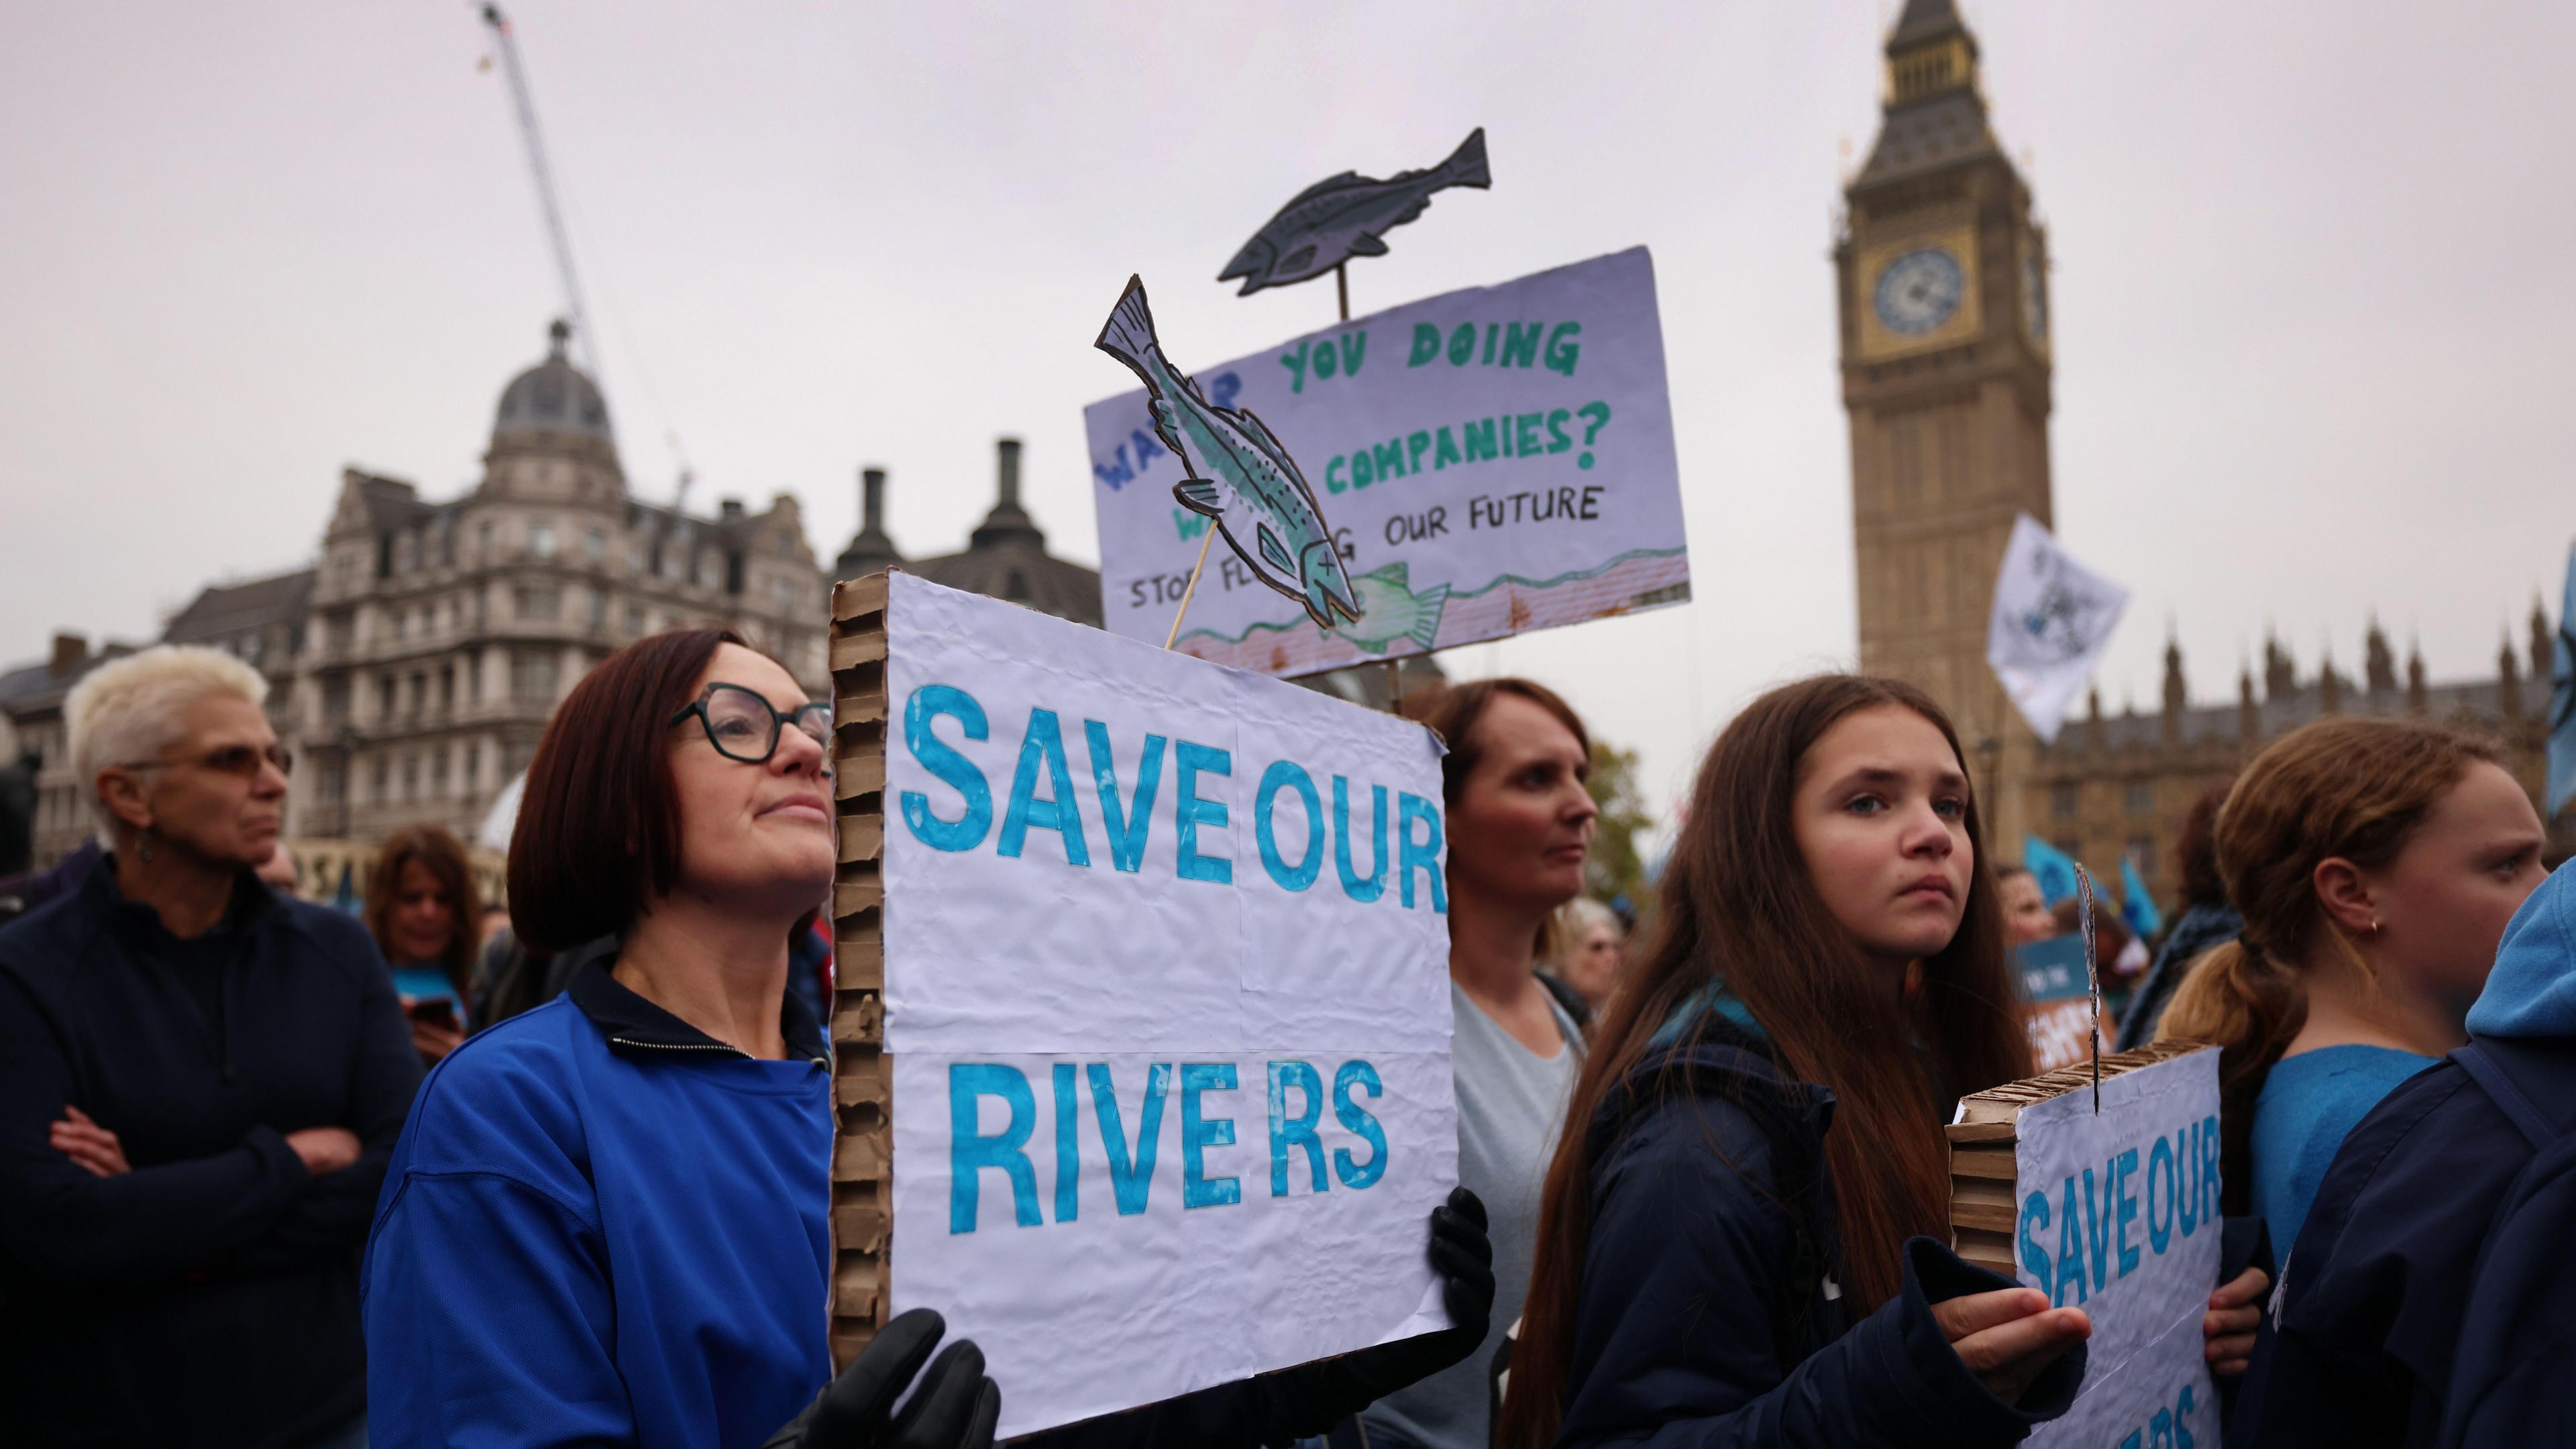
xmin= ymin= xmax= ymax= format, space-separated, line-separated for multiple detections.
xmin=364 ymin=823 xmax=481 ymax=1061
xmin=2158 ymin=717 xmax=2546 ymax=1254
xmin=1500 ymin=675 xmax=2091 ymax=1446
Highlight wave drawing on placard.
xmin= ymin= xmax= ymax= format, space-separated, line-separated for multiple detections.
xmin=1217 ymin=129 xmax=1491 ymax=297
xmin=1178 ymin=547 xmax=1688 ymax=653
xmin=1095 ymin=276 xmax=1363 ymax=632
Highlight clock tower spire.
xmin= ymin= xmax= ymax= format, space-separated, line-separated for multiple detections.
xmin=1835 ymin=0 xmax=2054 ymax=847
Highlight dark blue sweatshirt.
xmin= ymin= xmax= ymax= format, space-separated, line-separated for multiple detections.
xmin=2234 ymin=863 xmax=2576 ymax=1448
xmin=363 ymin=956 xmax=835 ymax=1449
xmin=0 ymin=858 xmax=423 ymax=1447
xmin=1557 ymin=1018 xmax=2085 ymax=1448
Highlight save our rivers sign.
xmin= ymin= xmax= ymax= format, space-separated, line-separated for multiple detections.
xmin=835 ymin=572 xmax=1460 ymax=1438
xmin=1084 ymin=247 xmax=1688 ymax=676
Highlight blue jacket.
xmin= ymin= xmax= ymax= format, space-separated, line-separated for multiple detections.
xmin=0 ymin=858 xmax=421 ymax=1447
xmin=363 ymin=956 xmax=835 ymax=1449
xmin=2235 ymin=865 xmax=2576 ymax=1448
xmin=1556 ymin=1020 xmax=2084 ymax=1448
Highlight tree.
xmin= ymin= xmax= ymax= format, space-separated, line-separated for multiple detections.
xmin=1585 ymin=740 xmax=1655 ymax=916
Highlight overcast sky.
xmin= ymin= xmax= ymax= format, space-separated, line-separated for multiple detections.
xmin=4 ymin=1 xmax=2569 ymax=818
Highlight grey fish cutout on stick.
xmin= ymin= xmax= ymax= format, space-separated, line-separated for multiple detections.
xmin=1218 ymin=128 xmax=1491 ymax=297
xmin=1095 ymin=276 xmax=1362 ymax=631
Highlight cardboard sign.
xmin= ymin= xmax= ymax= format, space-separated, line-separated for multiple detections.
xmin=824 ymin=571 xmax=1458 ymax=1439
xmin=1951 ymin=1043 xmax=2223 ymax=1449
xmin=1086 ymin=248 xmax=1688 ymax=675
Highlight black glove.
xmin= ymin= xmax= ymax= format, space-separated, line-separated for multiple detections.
xmin=1256 ymin=1187 xmax=1495 ymax=1444
xmin=764 ymin=1307 xmax=1002 ymax=1449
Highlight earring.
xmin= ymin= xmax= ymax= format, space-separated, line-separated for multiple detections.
xmin=138 ymin=837 xmax=155 ymax=865
xmin=2368 ymin=918 xmax=2381 ymax=934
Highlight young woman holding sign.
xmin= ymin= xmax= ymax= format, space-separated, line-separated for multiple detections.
xmin=1499 ymin=675 xmax=2274 ymax=1447
xmin=2159 ymin=718 xmax=2547 ymax=1254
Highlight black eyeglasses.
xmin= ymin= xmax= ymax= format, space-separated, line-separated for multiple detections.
xmin=671 ymin=683 xmax=831 ymax=765
xmin=115 ymin=744 xmax=293 ymax=779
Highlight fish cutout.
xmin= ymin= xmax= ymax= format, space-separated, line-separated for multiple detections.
xmin=1217 ymin=129 xmax=1491 ymax=297
xmin=1096 ymin=276 xmax=1362 ymax=631
xmin=1337 ymin=562 xmax=1449 ymax=655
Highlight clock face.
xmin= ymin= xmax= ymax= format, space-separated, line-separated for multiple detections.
xmin=2021 ymin=253 xmax=2048 ymax=341
xmin=1872 ymin=247 xmax=1965 ymax=335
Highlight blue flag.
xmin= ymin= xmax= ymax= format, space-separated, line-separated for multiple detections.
xmin=2548 ymin=541 xmax=2574 ymax=820
xmin=2022 ymin=835 xmax=2081 ymax=907
xmin=2121 ymin=854 xmax=2165 ymax=938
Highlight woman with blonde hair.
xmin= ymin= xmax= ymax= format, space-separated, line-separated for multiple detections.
xmin=2160 ymin=716 xmax=2548 ymax=1253
xmin=364 ymin=823 xmax=482 ymax=1061
xmin=0 ymin=643 xmax=418 ymax=1444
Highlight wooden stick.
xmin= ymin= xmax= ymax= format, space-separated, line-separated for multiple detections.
xmin=1336 ymin=262 xmax=1350 ymax=323
xmin=1163 ymin=525 xmax=1218 ymax=649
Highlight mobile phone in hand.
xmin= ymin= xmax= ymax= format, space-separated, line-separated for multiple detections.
xmin=407 ymin=996 xmax=460 ymax=1032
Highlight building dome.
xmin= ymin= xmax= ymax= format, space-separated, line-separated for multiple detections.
xmin=493 ymin=319 xmax=611 ymax=443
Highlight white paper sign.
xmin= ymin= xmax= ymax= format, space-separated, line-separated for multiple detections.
xmin=2010 ymin=1049 xmax=2222 ymax=1449
xmin=879 ymin=572 xmax=1458 ymax=1438
xmin=1085 ymin=248 xmax=1688 ymax=676
xmin=1987 ymin=513 xmax=2131 ymax=743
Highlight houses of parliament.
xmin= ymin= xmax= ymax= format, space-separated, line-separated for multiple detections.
xmin=1837 ymin=0 xmax=2570 ymax=896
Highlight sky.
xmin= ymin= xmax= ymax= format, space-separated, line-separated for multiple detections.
xmin=3 ymin=1 xmax=2569 ymax=820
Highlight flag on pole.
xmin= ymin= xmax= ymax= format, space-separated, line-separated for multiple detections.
xmin=2121 ymin=853 xmax=2165 ymax=938
xmin=2023 ymin=834 xmax=2082 ymax=907
xmin=1986 ymin=513 xmax=2131 ymax=744
xmin=2548 ymin=541 xmax=2574 ymax=820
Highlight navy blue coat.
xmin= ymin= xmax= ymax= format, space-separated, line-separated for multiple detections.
xmin=2233 ymin=863 xmax=2576 ymax=1449
xmin=1555 ymin=1034 xmax=2084 ymax=1448
xmin=2233 ymin=1037 xmax=2576 ymax=1449
xmin=0 ymin=861 xmax=422 ymax=1446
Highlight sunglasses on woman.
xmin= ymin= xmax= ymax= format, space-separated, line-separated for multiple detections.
xmin=670 ymin=683 xmax=832 ymax=765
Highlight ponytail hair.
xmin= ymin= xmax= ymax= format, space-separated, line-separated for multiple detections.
xmin=2159 ymin=716 xmax=2498 ymax=1211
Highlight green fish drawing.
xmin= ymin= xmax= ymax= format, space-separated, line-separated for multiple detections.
xmin=1337 ymin=563 xmax=1449 ymax=655
xmin=1096 ymin=276 xmax=1362 ymax=631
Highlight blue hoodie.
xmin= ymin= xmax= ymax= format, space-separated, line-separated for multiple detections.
xmin=2465 ymin=863 xmax=2575 ymax=1038
xmin=362 ymin=957 xmax=833 ymax=1449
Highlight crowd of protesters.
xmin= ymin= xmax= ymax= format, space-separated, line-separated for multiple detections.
xmin=0 ymin=633 xmax=2566 ymax=1447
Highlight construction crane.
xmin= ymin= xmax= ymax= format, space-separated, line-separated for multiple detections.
xmin=480 ymin=3 xmax=598 ymax=378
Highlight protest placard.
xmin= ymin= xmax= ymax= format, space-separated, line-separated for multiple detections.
xmin=1086 ymin=248 xmax=1688 ymax=676
xmin=825 ymin=570 xmax=1459 ymax=1438
xmin=2016 ymin=934 xmax=2104 ymax=1073
xmin=1950 ymin=1042 xmax=2222 ymax=1449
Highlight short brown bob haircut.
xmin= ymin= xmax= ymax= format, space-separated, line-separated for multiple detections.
xmin=508 ymin=627 xmax=757 ymax=953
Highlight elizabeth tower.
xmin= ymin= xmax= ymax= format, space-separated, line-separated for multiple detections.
xmin=1835 ymin=0 xmax=2054 ymax=846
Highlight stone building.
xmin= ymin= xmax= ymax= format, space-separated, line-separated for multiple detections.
xmin=1837 ymin=0 xmax=2570 ymax=903
xmin=2 ymin=323 xmax=831 ymax=866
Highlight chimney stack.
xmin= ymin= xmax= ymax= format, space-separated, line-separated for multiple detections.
xmin=50 ymin=633 xmax=87 ymax=678
xmin=860 ymin=467 xmax=887 ymax=535
xmin=996 ymin=437 xmax=1023 ymax=508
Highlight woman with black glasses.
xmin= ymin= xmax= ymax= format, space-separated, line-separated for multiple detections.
xmin=363 ymin=629 xmax=1000 ymax=1449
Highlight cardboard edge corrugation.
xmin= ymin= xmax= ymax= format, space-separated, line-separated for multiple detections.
xmin=1945 ymin=1040 xmax=2214 ymax=1279
xmin=828 ymin=570 xmax=894 ymax=1372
